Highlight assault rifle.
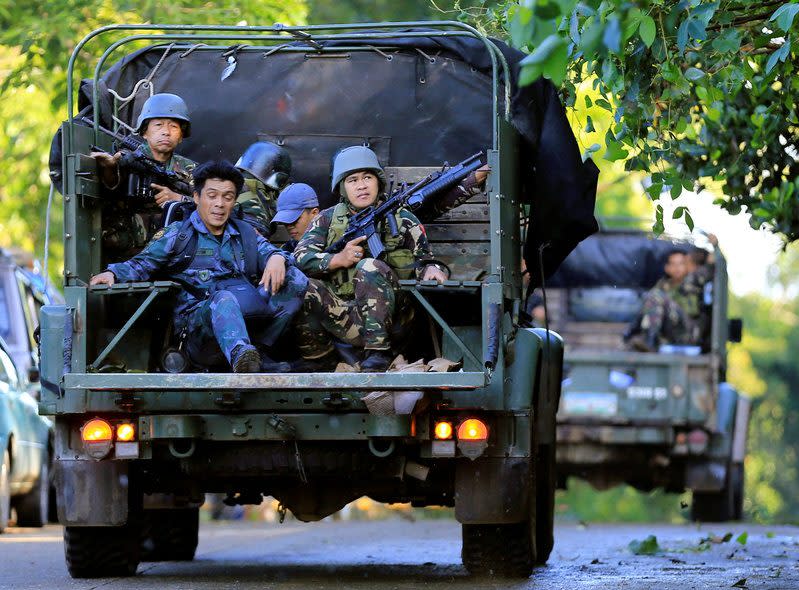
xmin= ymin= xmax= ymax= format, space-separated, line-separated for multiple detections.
xmin=325 ymin=152 xmax=483 ymax=258
xmin=81 ymin=117 xmax=194 ymax=200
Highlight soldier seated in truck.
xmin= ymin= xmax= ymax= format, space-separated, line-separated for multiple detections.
xmin=292 ymin=146 xmax=488 ymax=372
xmin=625 ymin=248 xmax=701 ymax=352
xmin=91 ymin=93 xmax=195 ymax=207
xmin=89 ymin=160 xmax=308 ymax=373
xmin=268 ymin=182 xmax=320 ymax=254
xmin=235 ymin=140 xmax=292 ymax=237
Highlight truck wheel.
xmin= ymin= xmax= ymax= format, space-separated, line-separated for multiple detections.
xmin=15 ymin=458 xmax=48 ymax=527
xmin=691 ymin=462 xmax=742 ymax=522
xmin=140 ymin=507 xmax=199 ymax=561
xmin=64 ymin=524 xmax=141 ymax=578
xmin=534 ymin=443 xmax=556 ymax=564
xmin=0 ymin=450 xmax=10 ymax=533
xmin=461 ymin=519 xmax=534 ymax=577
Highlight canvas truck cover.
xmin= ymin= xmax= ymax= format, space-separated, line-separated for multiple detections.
xmin=50 ymin=29 xmax=598 ymax=280
xmin=547 ymin=231 xmax=692 ymax=290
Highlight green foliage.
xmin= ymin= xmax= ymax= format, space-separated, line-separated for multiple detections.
xmin=628 ymin=534 xmax=662 ymax=555
xmin=489 ymin=1 xmax=799 ymax=244
xmin=0 ymin=0 xmax=308 ymax=281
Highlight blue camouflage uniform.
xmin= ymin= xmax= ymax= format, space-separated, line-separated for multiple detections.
xmin=107 ymin=210 xmax=308 ymax=368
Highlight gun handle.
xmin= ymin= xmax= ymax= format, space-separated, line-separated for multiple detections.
xmin=387 ymin=214 xmax=399 ymax=237
xmin=367 ymin=232 xmax=385 ymax=259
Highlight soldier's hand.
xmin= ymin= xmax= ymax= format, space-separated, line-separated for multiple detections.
xmin=90 ymin=271 xmax=116 ymax=287
xmin=260 ymin=254 xmax=286 ymax=295
xmin=330 ymin=236 xmax=367 ymax=270
xmin=151 ymin=183 xmax=183 ymax=207
xmin=475 ymin=164 xmax=491 ymax=186
xmin=90 ymin=151 xmax=122 ymax=187
xmin=422 ymin=265 xmax=448 ymax=284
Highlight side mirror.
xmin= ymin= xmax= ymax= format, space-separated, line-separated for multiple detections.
xmin=728 ymin=318 xmax=743 ymax=343
xmin=27 ymin=365 xmax=40 ymax=383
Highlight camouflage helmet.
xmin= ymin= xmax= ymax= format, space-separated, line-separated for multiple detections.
xmin=330 ymin=145 xmax=386 ymax=192
xmin=135 ymin=93 xmax=191 ymax=138
xmin=235 ymin=141 xmax=291 ymax=190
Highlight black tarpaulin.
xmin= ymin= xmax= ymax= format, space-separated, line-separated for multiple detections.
xmin=51 ymin=29 xmax=598 ymax=280
xmin=547 ymin=232 xmax=689 ymax=290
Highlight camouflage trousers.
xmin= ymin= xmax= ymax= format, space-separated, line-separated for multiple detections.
xmin=639 ymin=288 xmax=698 ymax=345
xmin=183 ymin=266 xmax=308 ymax=368
xmin=295 ymin=258 xmax=414 ymax=359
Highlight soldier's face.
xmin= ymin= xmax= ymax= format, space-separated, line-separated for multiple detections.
xmin=194 ymin=178 xmax=237 ymax=235
xmin=664 ymin=253 xmax=688 ymax=282
xmin=286 ymin=208 xmax=319 ymax=240
xmin=343 ymin=171 xmax=379 ymax=209
xmin=142 ymin=118 xmax=183 ymax=159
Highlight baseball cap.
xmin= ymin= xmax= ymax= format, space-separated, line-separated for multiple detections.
xmin=271 ymin=183 xmax=319 ymax=226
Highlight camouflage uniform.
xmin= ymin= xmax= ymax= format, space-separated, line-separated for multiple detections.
xmin=107 ymin=210 xmax=308 ymax=367
xmin=137 ymin=142 xmax=195 ymax=181
xmin=292 ymin=203 xmax=439 ymax=359
xmin=236 ymin=177 xmax=277 ymax=236
xmin=639 ymin=277 xmax=700 ymax=346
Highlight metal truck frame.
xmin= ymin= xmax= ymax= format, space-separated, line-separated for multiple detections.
xmin=40 ymin=22 xmax=564 ymax=578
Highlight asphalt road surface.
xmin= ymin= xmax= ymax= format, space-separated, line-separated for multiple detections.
xmin=1 ymin=519 xmax=798 ymax=589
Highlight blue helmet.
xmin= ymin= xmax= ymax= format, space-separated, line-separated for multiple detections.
xmin=135 ymin=93 xmax=191 ymax=138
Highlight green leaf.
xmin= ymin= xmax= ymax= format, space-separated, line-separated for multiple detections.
xmin=736 ymin=532 xmax=748 ymax=545
xmin=585 ymin=115 xmax=595 ymax=133
xmin=604 ymin=139 xmax=629 ymax=161
xmin=670 ymin=183 xmax=682 ymax=199
xmin=711 ymin=28 xmax=741 ymax=53
xmin=628 ymin=535 xmax=661 ymax=555
xmin=639 ymin=15 xmax=656 ymax=48
xmin=646 ymin=182 xmax=663 ymax=200
xmin=770 ymin=3 xmax=799 ymax=32
xmin=685 ymin=211 xmax=694 ymax=231
xmin=685 ymin=67 xmax=706 ymax=81
xmin=673 ymin=206 xmax=685 ymax=219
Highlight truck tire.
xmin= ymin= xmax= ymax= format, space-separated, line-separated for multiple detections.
xmin=461 ymin=519 xmax=534 ymax=577
xmin=64 ymin=524 xmax=141 ymax=578
xmin=691 ymin=462 xmax=743 ymax=522
xmin=140 ymin=507 xmax=199 ymax=561
xmin=15 ymin=458 xmax=48 ymax=527
xmin=534 ymin=443 xmax=556 ymax=564
xmin=0 ymin=450 xmax=10 ymax=533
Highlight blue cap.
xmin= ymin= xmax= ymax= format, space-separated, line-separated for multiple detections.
xmin=271 ymin=183 xmax=319 ymax=226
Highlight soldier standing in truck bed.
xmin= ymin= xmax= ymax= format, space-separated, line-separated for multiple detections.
xmin=292 ymin=146 xmax=487 ymax=372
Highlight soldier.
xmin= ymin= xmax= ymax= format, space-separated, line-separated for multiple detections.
xmin=626 ymin=249 xmax=699 ymax=352
xmin=269 ymin=183 xmax=320 ymax=253
xmin=293 ymin=146 xmax=486 ymax=372
xmin=89 ymin=160 xmax=308 ymax=373
xmin=91 ymin=93 xmax=195 ymax=207
xmin=235 ymin=141 xmax=292 ymax=236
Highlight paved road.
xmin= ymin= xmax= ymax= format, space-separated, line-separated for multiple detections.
xmin=1 ymin=519 xmax=798 ymax=589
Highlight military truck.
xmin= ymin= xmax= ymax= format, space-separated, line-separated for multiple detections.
xmin=41 ymin=22 xmax=599 ymax=578
xmin=546 ymin=224 xmax=749 ymax=521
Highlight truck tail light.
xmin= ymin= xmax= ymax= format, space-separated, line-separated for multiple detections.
xmin=81 ymin=418 xmax=113 ymax=459
xmin=116 ymin=423 xmax=136 ymax=442
xmin=434 ymin=421 xmax=453 ymax=440
xmin=457 ymin=418 xmax=489 ymax=442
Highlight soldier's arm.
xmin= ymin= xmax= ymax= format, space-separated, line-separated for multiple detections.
xmin=255 ymin=232 xmax=294 ymax=271
xmin=105 ymin=224 xmax=180 ymax=282
xmin=401 ymin=211 xmax=450 ymax=280
xmin=293 ymin=209 xmax=336 ymax=278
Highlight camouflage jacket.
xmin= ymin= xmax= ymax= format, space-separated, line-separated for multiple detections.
xmin=107 ymin=211 xmax=295 ymax=330
xmin=236 ymin=177 xmax=277 ymax=236
xmin=294 ymin=202 xmax=442 ymax=297
xmin=653 ymin=276 xmax=700 ymax=318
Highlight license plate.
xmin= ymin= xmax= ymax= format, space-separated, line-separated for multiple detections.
xmin=560 ymin=392 xmax=618 ymax=417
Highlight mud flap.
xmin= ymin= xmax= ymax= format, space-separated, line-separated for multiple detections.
xmin=55 ymin=460 xmax=129 ymax=526
xmin=454 ymin=457 xmax=531 ymax=524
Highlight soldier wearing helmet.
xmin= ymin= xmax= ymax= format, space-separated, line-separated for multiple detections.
xmin=292 ymin=145 xmax=487 ymax=372
xmin=91 ymin=93 xmax=195 ymax=207
xmin=234 ymin=141 xmax=292 ymax=236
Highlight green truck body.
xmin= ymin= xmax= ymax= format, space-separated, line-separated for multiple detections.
xmin=39 ymin=22 xmax=573 ymax=578
xmin=549 ymin=227 xmax=749 ymax=521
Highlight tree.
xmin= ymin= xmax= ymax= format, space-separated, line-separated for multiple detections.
xmin=482 ymin=1 xmax=799 ymax=242
xmin=0 ymin=0 xmax=308 ymax=282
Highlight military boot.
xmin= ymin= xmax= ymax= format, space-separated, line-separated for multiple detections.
xmin=231 ymin=344 xmax=261 ymax=373
xmin=360 ymin=349 xmax=393 ymax=372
